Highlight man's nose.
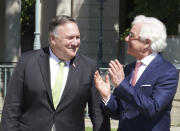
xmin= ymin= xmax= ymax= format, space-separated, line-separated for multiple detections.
xmin=125 ymin=35 xmax=129 ymax=42
xmin=71 ymin=38 xmax=79 ymax=45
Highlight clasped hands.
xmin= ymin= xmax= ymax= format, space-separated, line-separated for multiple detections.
xmin=94 ymin=59 xmax=125 ymax=102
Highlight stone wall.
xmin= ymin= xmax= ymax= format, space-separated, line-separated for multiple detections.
xmin=0 ymin=0 xmax=21 ymax=63
xmin=75 ymin=0 xmax=119 ymax=64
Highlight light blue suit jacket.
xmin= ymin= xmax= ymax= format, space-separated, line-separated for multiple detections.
xmin=104 ymin=54 xmax=179 ymax=131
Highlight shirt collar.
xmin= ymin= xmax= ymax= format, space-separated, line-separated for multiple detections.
xmin=139 ymin=53 xmax=158 ymax=66
xmin=49 ymin=47 xmax=70 ymax=66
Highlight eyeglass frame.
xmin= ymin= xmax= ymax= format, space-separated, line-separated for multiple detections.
xmin=128 ymin=31 xmax=140 ymax=41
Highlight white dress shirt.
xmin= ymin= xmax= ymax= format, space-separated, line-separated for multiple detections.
xmin=49 ymin=48 xmax=70 ymax=102
xmin=49 ymin=48 xmax=70 ymax=131
xmin=132 ymin=53 xmax=158 ymax=83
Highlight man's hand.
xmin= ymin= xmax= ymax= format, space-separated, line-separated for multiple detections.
xmin=109 ymin=59 xmax=125 ymax=88
xmin=94 ymin=71 xmax=111 ymax=102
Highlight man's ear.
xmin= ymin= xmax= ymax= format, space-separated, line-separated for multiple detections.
xmin=144 ymin=39 xmax=151 ymax=51
xmin=49 ymin=34 xmax=56 ymax=45
xmin=49 ymin=34 xmax=55 ymax=41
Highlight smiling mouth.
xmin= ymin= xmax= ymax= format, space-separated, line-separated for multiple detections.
xmin=69 ymin=48 xmax=77 ymax=52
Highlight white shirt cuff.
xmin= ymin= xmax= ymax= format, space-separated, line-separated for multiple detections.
xmin=102 ymin=95 xmax=111 ymax=106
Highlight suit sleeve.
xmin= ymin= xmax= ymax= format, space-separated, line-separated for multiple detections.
xmin=87 ymin=64 xmax=110 ymax=131
xmin=114 ymin=66 xmax=179 ymax=118
xmin=0 ymin=56 xmax=24 ymax=131
xmin=101 ymin=94 xmax=121 ymax=120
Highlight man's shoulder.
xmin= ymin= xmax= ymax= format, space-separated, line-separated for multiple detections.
xmin=18 ymin=48 xmax=49 ymax=65
xmin=74 ymin=52 xmax=97 ymax=70
xmin=76 ymin=52 xmax=97 ymax=64
xmin=21 ymin=47 xmax=48 ymax=58
xmin=156 ymin=54 xmax=177 ymax=71
xmin=21 ymin=49 xmax=40 ymax=56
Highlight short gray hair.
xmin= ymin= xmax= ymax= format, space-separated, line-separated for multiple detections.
xmin=132 ymin=15 xmax=167 ymax=53
xmin=48 ymin=15 xmax=77 ymax=37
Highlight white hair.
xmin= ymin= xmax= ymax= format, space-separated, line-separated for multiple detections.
xmin=132 ymin=15 xmax=167 ymax=53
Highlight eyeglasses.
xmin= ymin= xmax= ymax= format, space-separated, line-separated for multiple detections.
xmin=128 ymin=32 xmax=140 ymax=41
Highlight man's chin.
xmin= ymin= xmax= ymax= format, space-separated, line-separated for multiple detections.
xmin=67 ymin=53 xmax=76 ymax=60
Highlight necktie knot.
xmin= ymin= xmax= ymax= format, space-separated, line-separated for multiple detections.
xmin=135 ymin=61 xmax=142 ymax=69
xmin=59 ymin=61 xmax=65 ymax=68
xmin=131 ymin=61 xmax=142 ymax=86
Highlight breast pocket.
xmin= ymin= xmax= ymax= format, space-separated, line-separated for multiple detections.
xmin=138 ymin=85 xmax=153 ymax=97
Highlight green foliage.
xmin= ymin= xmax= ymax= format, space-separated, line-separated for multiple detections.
xmin=21 ymin=0 xmax=35 ymax=36
xmin=120 ymin=28 xmax=130 ymax=41
xmin=128 ymin=0 xmax=180 ymax=35
xmin=119 ymin=0 xmax=180 ymax=40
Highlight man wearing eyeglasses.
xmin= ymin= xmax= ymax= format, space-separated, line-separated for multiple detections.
xmin=94 ymin=15 xmax=179 ymax=131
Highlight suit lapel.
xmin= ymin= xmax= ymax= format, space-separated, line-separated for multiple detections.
xmin=58 ymin=56 xmax=79 ymax=107
xmin=135 ymin=54 xmax=162 ymax=87
xmin=37 ymin=48 xmax=54 ymax=106
xmin=125 ymin=62 xmax=136 ymax=83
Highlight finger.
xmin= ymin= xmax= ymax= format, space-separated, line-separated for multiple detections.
xmin=94 ymin=70 xmax=100 ymax=79
xmin=114 ymin=59 xmax=124 ymax=71
xmin=115 ymin=59 xmax=121 ymax=67
xmin=113 ymin=59 xmax=122 ymax=71
xmin=96 ymin=71 xmax=102 ymax=81
xmin=109 ymin=60 xmax=116 ymax=68
xmin=94 ymin=71 xmax=98 ymax=79
xmin=94 ymin=70 xmax=98 ymax=76
xmin=109 ymin=60 xmax=119 ymax=72
xmin=109 ymin=68 xmax=117 ymax=85
xmin=94 ymin=75 xmax=102 ymax=90
xmin=108 ymin=67 xmax=114 ymax=77
xmin=105 ymin=74 xmax=110 ymax=84
xmin=109 ymin=62 xmax=117 ymax=75
xmin=105 ymin=74 xmax=111 ymax=87
xmin=94 ymin=71 xmax=101 ymax=85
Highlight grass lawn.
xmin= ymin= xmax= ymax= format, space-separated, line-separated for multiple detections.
xmin=85 ymin=127 xmax=117 ymax=131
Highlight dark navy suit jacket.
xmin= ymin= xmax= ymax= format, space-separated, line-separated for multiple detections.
xmin=103 ymin=54 xmax=179 ymax=131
